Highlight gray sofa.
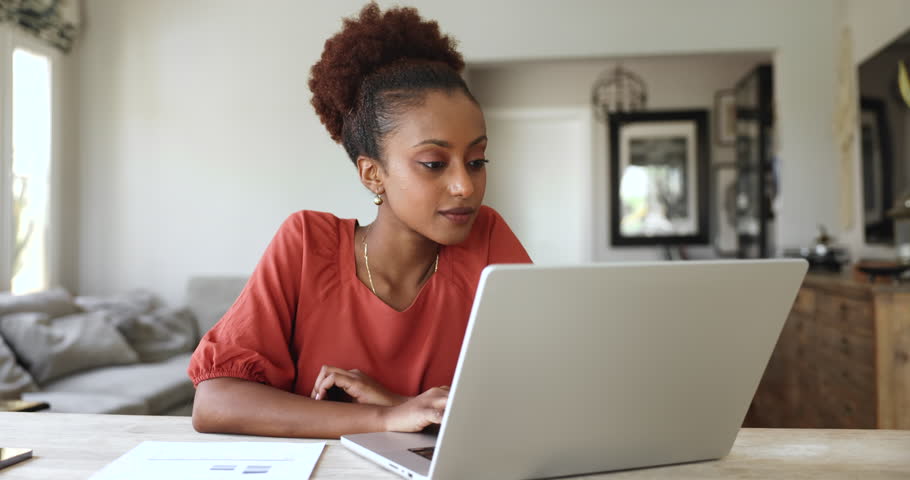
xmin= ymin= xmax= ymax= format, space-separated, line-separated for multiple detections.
xmin=0 ymin=276 xmax=247 ymax=416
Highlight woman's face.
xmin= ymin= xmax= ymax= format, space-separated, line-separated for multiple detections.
xmin=376 ymin=90 xmax=488 ymax=245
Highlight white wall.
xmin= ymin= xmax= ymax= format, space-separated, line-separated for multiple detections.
xmin=470 ymin=54 xmax=769 ymax=262
xmin=69 ymin=0 xmax=871 ymax=305
xmin=482 ymin=107 xmax=593 ymax=264
xmin=71 ymin=1 xmax=368 ymax=304
xmin=847 ymin=0 xmax=910 ymax=64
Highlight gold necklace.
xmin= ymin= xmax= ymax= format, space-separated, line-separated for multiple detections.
xmin=362 ymin=225 xmax=439 ymax=296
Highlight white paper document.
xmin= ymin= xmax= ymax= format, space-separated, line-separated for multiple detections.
xmin=89 ymin=441 xmax=326 ymax=480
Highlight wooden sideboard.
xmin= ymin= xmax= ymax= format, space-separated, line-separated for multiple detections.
xmin=744 ymin=273 xmax=910 ymax=429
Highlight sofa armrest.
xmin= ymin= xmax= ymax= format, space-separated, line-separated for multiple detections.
xmin=185 ymin=276 xmax=248 ymax=339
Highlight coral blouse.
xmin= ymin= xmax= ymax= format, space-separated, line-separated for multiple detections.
xmin=188 ymin=206 xmax=531 ymax=397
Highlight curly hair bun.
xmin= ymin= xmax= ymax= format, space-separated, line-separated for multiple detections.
xmin=309 ymin=2 xmax=466 ymax=144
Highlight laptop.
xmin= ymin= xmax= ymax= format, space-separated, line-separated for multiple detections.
xmin=342 ymin=259 xmax=808 ymax=479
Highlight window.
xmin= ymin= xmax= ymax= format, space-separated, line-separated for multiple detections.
xmin=10 ymin=47 xmax=52 ymax=294
xmin=0 ymin=29 xmax=60 ymax=294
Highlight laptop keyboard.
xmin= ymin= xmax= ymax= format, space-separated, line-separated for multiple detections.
xmin=408 ymin=446 xmax=435 ymax=461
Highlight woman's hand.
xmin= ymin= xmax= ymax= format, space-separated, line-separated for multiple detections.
xmin=311 ymin=366 xmax=407 ymax=407
xmin=381 ymin=387 xmax=450 ymax=432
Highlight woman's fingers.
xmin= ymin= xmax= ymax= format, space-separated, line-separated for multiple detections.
xmin=422 ymin=405 xmax=446 ymax=426
xmin=428 ymin=394 xmax=448 ymax=422
xmin=383 ymin=388 xmax=452 ymax=432
xmin=316 ymin=373 xmax=338 ymax=401
xmin=312 ymin=366 xmax=403 ymax=407
xmin=431 ymin=395 xmax=448 ymax=409
xmin=314 ymin=367 xmax=354 ymax=400
xmin=325 ymin=371 xmax=354 ymax=396
xmin=425 ymin=387 xmax=450 ymax=400
xmin=312 ymin=366 xmax=354 ymax=399
xmin=314 ymin=370 xmax=444 ymax=410
xmin=422 ymin=389 xmax=449 ymax=424
xmin=310 ymin=367 xmax=325 ymax=399
xmin=311 ymin=365 xmax=336 ymax=399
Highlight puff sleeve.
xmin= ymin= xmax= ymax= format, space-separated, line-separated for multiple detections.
xmin=188 ymin=213 xmax=304 ymax=391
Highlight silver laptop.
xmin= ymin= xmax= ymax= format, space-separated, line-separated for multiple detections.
xmin=342 ymin=260 xmax=807 ymax=479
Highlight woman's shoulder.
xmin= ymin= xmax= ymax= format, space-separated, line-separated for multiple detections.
xmin=276 ymin=210 xmax=353 ymax=296
xmin=268 ymin=211 xmax=355 ymax=275
xmin=464 ymin=205 xmax=508 ymax=240
xmin=449 ymin=205 xmax=531 ymax=265
xmin=445 ymin=205 xmax=498 ymax=258
xmin=283 ymin=209 xmax=345 ymax=226
xmin=278 ymin=210 xmax=353 ymax=243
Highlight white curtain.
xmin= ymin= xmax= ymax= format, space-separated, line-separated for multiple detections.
xmin=835 ymin=26 xmax=857 ymax=231
xmin=0 ymin=0 xmax=80 ymax=52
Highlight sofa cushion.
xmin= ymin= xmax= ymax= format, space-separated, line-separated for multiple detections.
xmin=186 ymin=276 xmax=248 ymax=337
xmin=0 ymin=287 xmax=79 ymax=318
xmin=75 ymin=291 xmax=197 ymax=362
xmin=161 ymin=402 xmax=193 ymax=416
xmin=0 ymin=334 xmax=38 ymax=399
xmin=0 ymin=311 xmax=139 ymax=384
xmin=109 ymin=307 xmax=198 ymax=362
xmin=74 ymin=290 xmax=159 ymax=316
xmin=76 ymin=290 xmax=198 ymax=363
xmin=38 ymin=352 xmax=194 ymax=414
xmin=21 ymin=391 xmax=148 ymax=415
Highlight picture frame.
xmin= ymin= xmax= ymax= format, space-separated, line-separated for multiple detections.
xmin=859 ymin=96 xmax=894 ymax=243
xmin=714 ymin=89 xmax=736 ymax=146
xmin=712 ymin=162 xmax=738 ymax=257
xmin=608 ymin=110 xmax=710 ymax=246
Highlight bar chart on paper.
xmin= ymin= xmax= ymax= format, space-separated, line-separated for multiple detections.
xmin=89 ymin=441 xmax=326 ymax=479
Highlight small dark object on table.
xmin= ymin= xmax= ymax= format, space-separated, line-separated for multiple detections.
xmin=855 ymin=261 xmax=910 ymax=284
xmin=783 ymin=247 xmax=848 ymax=273
xmin=0 ymin=400 xmax=50 ymax=412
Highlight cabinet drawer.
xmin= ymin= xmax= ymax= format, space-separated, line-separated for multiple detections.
xmin=815 ymin=294 xmax=874 ymax=337
xmin=815 ymin=350 xmax=876 ymax=396
xmin=815 ymin=396 xmax=876 ymax=428
xmin=815 ymin=324 xmax=875 ymax=369
xmin=815 ymin=365 xmax=877 ymax=428
xmin=792 ymin=288 xmax=816 ymax=315
xmin=748 ymin=390 xmax=787 ymax=427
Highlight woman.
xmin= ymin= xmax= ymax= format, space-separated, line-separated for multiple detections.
xmin=188 ymin=3 xmax=531 ymax=439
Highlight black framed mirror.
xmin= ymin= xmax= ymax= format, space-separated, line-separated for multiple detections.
xmin=608 ymin=110 xmax=710 ymax=246
xmin=860 ymin=97 xmax=894 ymax=243
xmin=857 ymin=27 xmax=909 ymax=245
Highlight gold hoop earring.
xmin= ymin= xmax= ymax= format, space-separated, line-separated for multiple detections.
xmin=373 ymin=194 xmax=383 ymax=206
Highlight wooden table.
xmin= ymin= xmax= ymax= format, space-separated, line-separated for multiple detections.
xmin=2 ymin=412 xmax=909 ymax=479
